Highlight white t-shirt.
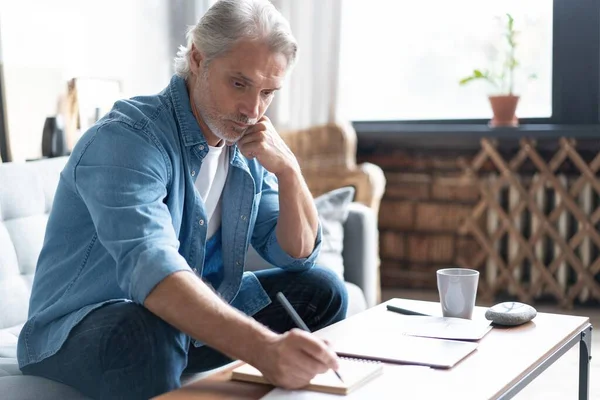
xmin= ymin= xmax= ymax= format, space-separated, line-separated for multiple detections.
xmin=194 ymin=144 xmax=229 ymax=239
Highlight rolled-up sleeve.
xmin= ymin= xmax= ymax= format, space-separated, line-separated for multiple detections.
xmin=74 ymin=122 xmax=191 ymax=304
xmin=250 ymin=169 xmax=322 ymax=271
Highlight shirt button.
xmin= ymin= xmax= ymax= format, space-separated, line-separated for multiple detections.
xmin=191 ymin=170 xmax=195 ymax=176
xmin=193 ymin=268 xmax=197 ymax=273
xmin=199 ymin=219 xmax=205 ymax=226
xmin=198 ymin=145 xmax=204 ymax=151
xmin=241 ymin=215 xmax=247 ymax=221
xmin=236 ymin=261 xmax=241 ymax=266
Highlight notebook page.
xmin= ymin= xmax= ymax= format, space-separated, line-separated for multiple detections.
xmin=308 ymin=357 xmax=382 ymax=392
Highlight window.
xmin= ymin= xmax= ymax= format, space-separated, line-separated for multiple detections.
xmin=0 ymin=0 xmax=172 ymax=162
xmin=338 ymin=1 xmax=553 ymax=122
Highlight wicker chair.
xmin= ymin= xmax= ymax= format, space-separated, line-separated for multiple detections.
xmin=280 ymin=121 xmax=386 ymax=216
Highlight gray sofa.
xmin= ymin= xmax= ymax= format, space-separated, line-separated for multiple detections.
xmin=0 ymin=156 xmax=380 ymax=399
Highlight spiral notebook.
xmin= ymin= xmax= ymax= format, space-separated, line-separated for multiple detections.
xmin=332 ymin=333 xmax=478 ymax=369
xmin=231 ymin=357 xmax=384 ymax=395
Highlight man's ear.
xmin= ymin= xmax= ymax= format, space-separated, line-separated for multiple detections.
xmin=189 ymin=44 xmax=204 ymax=76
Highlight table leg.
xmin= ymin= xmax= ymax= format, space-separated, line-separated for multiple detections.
xmin=579 ymin=325 xmax=592 ymax=400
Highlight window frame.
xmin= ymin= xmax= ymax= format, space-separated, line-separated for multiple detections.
xmin=352 ymin=0 xmax=600 ymax=132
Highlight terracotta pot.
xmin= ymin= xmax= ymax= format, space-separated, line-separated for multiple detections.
xmin=488 ymin=95 xmax=520 ymax=127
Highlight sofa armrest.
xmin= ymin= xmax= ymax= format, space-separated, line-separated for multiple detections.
xmin=342 ymin=202 xmax=380 ymax=308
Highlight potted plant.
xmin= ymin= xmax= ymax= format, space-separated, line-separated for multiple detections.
xmin=459 ymin=13 xmax=536 ymax=127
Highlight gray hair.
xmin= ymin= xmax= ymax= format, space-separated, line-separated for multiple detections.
xmin=174 ymin=0 xmax=298 ymax=79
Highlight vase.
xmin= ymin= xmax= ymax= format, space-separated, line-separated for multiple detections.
xmin=488 ymin=95 xmax=520 ymax=128
xmin=41 ymin=115 xmax=68 ymax=158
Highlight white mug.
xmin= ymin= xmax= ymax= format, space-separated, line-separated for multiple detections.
xmin=436 ymin=268 xmax=479 ymax=319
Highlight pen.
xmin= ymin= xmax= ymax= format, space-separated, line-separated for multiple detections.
xmin=386 ymin=304 xmax=431 ymax=316
xmin=276 ymin=292 xmax=344 ymax=383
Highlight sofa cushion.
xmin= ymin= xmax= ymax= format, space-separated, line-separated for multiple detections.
xmin=0 ymin=375 xmax=91 ymax=400
xmin=0 ymin=222 xmax=19 ymax=276
xmin=0 ymin=224 xmax=29 ymax=330
xmin=0 ymin=324 xmax=21 ymax=358
xmin=4 ymin=215 xmax=48 ymax=276
xmin=0 ymin=358 xmax=21 ymax=377
xmin=0 ymin=324 xmax=23 ymax=380
xmin=344 ymin=282 xmax=367 ymax=317
xmin=0 ymin=157 xmax=67 ymax=332
xmin=0 ymin=277 xmax=31 ymax=330
xmin=313 ymin=186 xmax=355 ymax=278
xmin=0 ymin=165 xmax=46 ymax=222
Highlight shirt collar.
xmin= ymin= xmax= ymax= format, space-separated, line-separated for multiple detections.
xmin=168 ymin=74 xmax=207 ymax=147
xmin=168 ymin=74 xmax=247 ymax=169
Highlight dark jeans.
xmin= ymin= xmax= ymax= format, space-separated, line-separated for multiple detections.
xmin=22 ymin=266 xmax=348 ymax=400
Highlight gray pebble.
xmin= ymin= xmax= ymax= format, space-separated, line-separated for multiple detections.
xmin=485 ymin=302 xmax=537 ymax=326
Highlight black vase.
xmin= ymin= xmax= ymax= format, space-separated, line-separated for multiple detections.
xmin=41 ymin=115 xmax=67 ymax=158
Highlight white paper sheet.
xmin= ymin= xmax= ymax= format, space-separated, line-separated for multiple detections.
xmin=259 ymin=365 xmax=434 ymax=399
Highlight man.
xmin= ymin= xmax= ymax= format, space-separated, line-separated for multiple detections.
xmin=17 ymin=1 xmax=348 ymax=398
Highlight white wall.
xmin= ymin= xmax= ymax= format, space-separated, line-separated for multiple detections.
xmin=0 ymin=0 xmax=173 ymax=161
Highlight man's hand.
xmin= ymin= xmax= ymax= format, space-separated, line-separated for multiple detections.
xmin=237 ymin=116 xmax=299 ymax=177
xmin=145 ymin=273 xmax=339 ymax=390
xmin=237 ymin=117 xmax=318 ymax=258
xmin=252 ymin=328 xmax=340 ymax=390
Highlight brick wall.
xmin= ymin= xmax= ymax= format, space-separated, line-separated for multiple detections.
xmin=359 ymin=150 xmax=483 ymax=290
xmin=357 ymin=132 xmax=600 ymax=306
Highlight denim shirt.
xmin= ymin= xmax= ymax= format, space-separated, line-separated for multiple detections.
xmin=17 ymin=75 xmax=322 ymax=368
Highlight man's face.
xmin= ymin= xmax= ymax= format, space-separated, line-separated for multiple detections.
xmin=190 ymin=40 xmax=288 ymax=145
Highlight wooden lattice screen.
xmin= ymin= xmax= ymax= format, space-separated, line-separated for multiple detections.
xmin=458 ymin=137 xmax=600 ymax=308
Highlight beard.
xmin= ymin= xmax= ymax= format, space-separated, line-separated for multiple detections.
xmin=194 ymin=69 xmax=257 ymax=145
